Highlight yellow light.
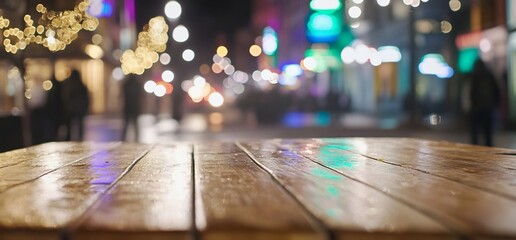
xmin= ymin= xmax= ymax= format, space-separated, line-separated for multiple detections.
xmin=121 ymin=16 xmax=169 ymax=75
xmin=1 ymin=0 xmax=99 ymax=54
xmin=85 ymin=44 xmax=104 ymax=59
xmin=92 ymin=34 xmax=103 ymax=45
xmin=249 ymin=44 xmax=262 ymax=57
xmin=441 ymin=21 xmax=452 ymax=33
xmin=42 ymin=80 xmax=53 ymax=91
xmin=449 ymin=0 xmax=461 ymax=12
xmin=216 ymin=46 xmax=228 ymax=57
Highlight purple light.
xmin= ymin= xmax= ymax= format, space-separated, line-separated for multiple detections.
xmin=125 ymin=0 xmax=136 ymax=22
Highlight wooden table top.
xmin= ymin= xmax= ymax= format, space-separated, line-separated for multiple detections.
xmin=1 ymin=138 xmax=516 ymax=240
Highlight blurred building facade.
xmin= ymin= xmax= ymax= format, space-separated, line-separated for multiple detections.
xmin=249 ymin=0 xmax=511 ymax=127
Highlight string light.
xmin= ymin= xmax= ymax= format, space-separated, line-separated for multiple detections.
xmin=0 ymin=0 xmax=99 ymax=54
xmin=120 ymin=16 xmax=169 ymax=75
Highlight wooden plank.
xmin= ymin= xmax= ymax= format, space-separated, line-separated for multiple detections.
xmin=70 ymin=144 xmax=193 ymax=240
xmin=237 ymin=141 xmax=453 ymax=240
xmin=194 ymin=142 xmax=324 ymax=240
xmin=0 ymin=142 xmax=118 ymax=192
xmin=321 ymin=138 xmax=516 ymax=200
xmin=0 ymin=143 xmax=151 ymax=240
xmin=278 ymin=138 xmax=516 ymax=239
xmin=0 ymin=142 xmax=114 ymax=169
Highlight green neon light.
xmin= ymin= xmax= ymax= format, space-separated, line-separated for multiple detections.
xmin=310 ymin=0 xmax=342 ymax=12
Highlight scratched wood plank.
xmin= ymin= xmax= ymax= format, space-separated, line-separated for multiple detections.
xmin=320 ymin=138 xmax=516 ymax=200
xmin=194 ymin=142 xmax=324 ymax=240
xmin=237 ymin=141 xmax=454 ymax=240
xmin=0 ymin=142 xmax=114 ymax=169
xmin=278 ymin=138 xmax=516 ymax=239
xmin=70 ymin=144 xmax=193 ymax=240
xmin=0 ymin=142 xmax=118 ymax=192
xmin=0 ymin=143 xmax=152 ymax=240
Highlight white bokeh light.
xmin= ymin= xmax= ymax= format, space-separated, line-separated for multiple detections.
xmin=164 ymin=1 xmax=182 ymax=20
xmin=154 ymin=84 xmax=167 ymax=97
xmin=377 ymin=0 xmax=391 ymax=7
xmin=162 ymin=70 xmax=175 ymax=82
xmin=208 ymin=92 xmax=224 ymax=107
xmin=348 ymin=6 xmax=362 ymax=19
xmin=355 ymin=44 xmax=370 ymax=64
xmin=182 ymin=49 xmax=195 ymax=62
xmin=112 ymin=67 xmax=124 ymax=81
xmin=144 ymin=80 xmax=157 ymax=93
xmin=341 ymin=46 xmax=355 ymax=64
xmin=172 ymin=25 xmax=189 ymax=43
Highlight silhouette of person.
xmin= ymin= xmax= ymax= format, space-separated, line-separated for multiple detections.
xmin=61 ymin=69 xmax=89 ymax=141
xmin=122 ymin=74 xmax=142 ymax=142
xmin=45 ymin=74 xmax=63 ymax=141
xmin=28 ymin=76 xmax=49 ymax=144
xmin=469 ymin=58 xmax=500 ymax=146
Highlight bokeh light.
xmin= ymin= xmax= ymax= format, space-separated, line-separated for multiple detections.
xmin=249 ymin=45 xmax=262 ymax=57
xmin=92 ymin=34 xmax=103 ymax=45
xmin=200 ymin=64 xmax=211 ymax=75
xmin=441 ymin=21 xmax=452 ymax=33
xmin=449 ymin=0 xmax=461 ymax=11
xmin=301 ymin=57 xmax=317 ymax=71
xmin=208 ymin=92 xmax=224 ymax=107
xmin=121 ymin=16 xmax=169 ymax=75
xmin=112 ymin=67 xmax=124 ymax=81
xmin=154 ymin=84 xmax=167 ymax=97
xmin=348 ymin=6 xmax=362 ymax=19
xmin=182 ymin=49 xmax=195 ymax=61
xmin=162 ymin=70 xmax=175 ymax=82
xmin=164 ymin=1 xmax=182 ymax=20
xmin=340 ymin=46 xmax=355 ymax=64
xmin=144 ymin=80 xmax=157 ymax=93
xmin=172 ymin=25 xmax=189 ymax=43
xmin=377 ymin=0 xmax=391 ymax=7
xmin=42 ymin=80 xmax=53 ymax=91
xmin=1 ymin=1 xmax=99 ymax=54
xmin=160 ymin=53 xmax=171 ymax=65
xmin=217 ymin=46 xmax=228 ymax=57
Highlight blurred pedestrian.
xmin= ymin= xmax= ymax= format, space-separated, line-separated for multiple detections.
xmin=28 ymin=76 xmax=50 ymax=144
xmin=45 ymin=74 xmax=63 ymax=141
xmin=469 ymin=58 xmax=500 ymax=146
xmin=61 ymin=69 xmax=89 ymax=141
xmin=121 ymin=74 xmax=142 ymax=142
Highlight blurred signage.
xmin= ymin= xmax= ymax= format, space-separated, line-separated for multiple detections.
xmin=262 ymin=27 xmax=278 ymax=56
xmin=458 ymin=48 xmax=479 ymax=73
xmin=307 ymin=0 xmax=343 ymax=43
xmin=87 ymin=0 xmax=113 ymax=18
xmin=455 ymin=31 xmax=482 ymax=49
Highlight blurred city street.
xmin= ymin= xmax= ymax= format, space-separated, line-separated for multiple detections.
xmin=84 ymin=109 xmax=516 ymax=149
xmin=1 ymin=0 xmax=516 ymax=152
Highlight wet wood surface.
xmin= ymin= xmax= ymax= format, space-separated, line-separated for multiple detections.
xmin=0 ymin=138 xmax=515 ymax=239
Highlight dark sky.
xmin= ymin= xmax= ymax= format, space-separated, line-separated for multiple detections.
xmin=135 ymin=0 xmax=253 ymax=67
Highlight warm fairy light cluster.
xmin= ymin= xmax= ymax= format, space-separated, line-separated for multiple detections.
xmin=121 ymin=16 xmax=169 ymax=75
xmin=0 ymin=0 xmax=99 ymax=54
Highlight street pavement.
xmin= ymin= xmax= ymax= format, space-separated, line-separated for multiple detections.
xmin=83 ymin=110 xmax=516 ymax=150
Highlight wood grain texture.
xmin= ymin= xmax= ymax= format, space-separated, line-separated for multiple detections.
xmin=238 ymin=141 xmax=453 ymax=240
xmin=71 ymin=144 xmax=193 ymax=240
xmin=194 ymin=142 xmax=324 ymax=240
xmin=322 ymin=138 xmax=516 ymax=199
xmin=277 ymin=138 xmax=516 ymax=239
xmin=1 ymin=139 xmax=515 ymax=240
xmin=0 ymin=142 xmax=118 ymax=192
xmin=0 ymin=143 xmax=151 ymax=240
